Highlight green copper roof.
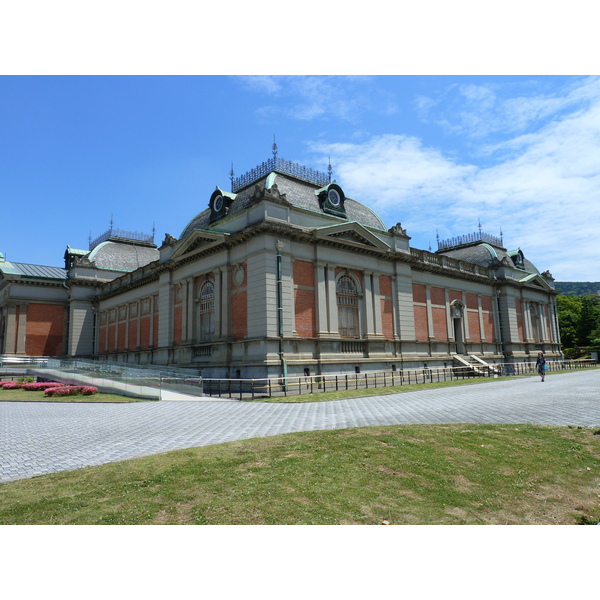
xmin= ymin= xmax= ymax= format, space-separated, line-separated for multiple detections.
xmin=0 ymin=261 xmax=67 ymax=280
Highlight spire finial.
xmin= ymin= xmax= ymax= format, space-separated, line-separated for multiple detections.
xmin=328 ymin=156 xmax=332 ymax=183
xmin=478 ymin=218 xmax=482 ymax=236
xmin=272 ymin=134 xmax=278 ymax=160
xmin=230 ymin=162 xmax=235 ymax=192
xmin=500 ymin=226 xmax=504 ymax=246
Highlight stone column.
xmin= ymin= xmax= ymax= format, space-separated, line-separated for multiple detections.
xmin=364 ymin=272 xmax=376 ymax=336
xmin=478 ymin=295 xmax=486 ymax=342
xmin=314 ymin=263 xmax=328 ymax=336
xmin=157 ymin=272 xmax=173 ymax=348
xmin=462 ymin=293 xmax=470 ymax=341
xmin=325 ymin=264 xmax=338 ymax=336
xmin=219 ymin=266 xmax=230 ymax=339
xmin=445 ymin=289 xmax=454 ymax=341
xmin=426 ymin=286 xmax=435 ymax=340
xmin=540 ymin=302 xmax=549 ymax=342
xmin=4 ymin=304 xmax=19 ymax=354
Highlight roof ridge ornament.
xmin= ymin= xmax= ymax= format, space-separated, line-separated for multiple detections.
xmin=232 ymin=156 xmax=330 ymax=192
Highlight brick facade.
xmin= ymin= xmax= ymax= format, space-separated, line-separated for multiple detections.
xmin=25 ymin=303 xmax=64 ymax=356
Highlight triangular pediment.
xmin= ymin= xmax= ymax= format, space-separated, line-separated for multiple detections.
xmin=312 ymin=222 xmax=390 ymax=252
xmin=171 ymin=230 xmax=229 ymax=259
xmin=519 ymin=272 xmax=556 ymax=292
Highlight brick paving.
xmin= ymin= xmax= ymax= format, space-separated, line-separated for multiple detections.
xmin=1 ymin=370 xmax=599 ymax=483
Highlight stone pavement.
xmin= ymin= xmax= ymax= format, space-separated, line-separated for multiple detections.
xmin=1 ymin=370 xmax=599 ymax=483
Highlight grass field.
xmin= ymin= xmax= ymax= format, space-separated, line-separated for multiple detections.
xmin=0 ymin=388 xmax=150 ymax=402
xmin=1 ymin=422 xmax=599 ymax=525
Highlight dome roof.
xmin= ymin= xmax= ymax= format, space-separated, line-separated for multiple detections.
xmin=180 ymin=171 xmax=386 ymax=240
xmin=437 ymin=243 xmax=541 ymax=276
xmin=87 ymin=241 xmax=159 ymax=272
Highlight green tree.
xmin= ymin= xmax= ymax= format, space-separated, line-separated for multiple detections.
xmin=556 ymin=295 xmax=581 ymax=348
xmin=577 ymin=295 xmax=600 ymax=346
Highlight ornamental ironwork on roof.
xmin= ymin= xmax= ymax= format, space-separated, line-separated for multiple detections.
xmin=437 ymin=231 xmax=503 ymax=251
xmin=89 ymin=227 xmax=155 ymax=251
xmin=231 ymin=157 xmax=330 ymax=192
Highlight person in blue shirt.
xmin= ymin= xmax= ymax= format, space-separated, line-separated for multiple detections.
xmin=536 ymin=352 xmax=547 ymax=382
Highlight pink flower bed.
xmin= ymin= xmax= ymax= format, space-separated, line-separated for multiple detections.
xmin=44 ymin=385 xmax=98 ymax=397
xmin=21 ymin=382 xmax=63 ymax=391
xmin=1 ymin=381 xmax=21 ymax=389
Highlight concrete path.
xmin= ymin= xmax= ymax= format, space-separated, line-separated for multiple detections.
xmin=1 ymin=370 xmax=599 ymax=483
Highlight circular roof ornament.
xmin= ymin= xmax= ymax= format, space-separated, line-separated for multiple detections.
xmin=328 ymin=188 xmax=341 ymax=207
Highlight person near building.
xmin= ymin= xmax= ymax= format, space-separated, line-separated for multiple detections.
xmin=536 ymin=352 xmax=547 ymax=382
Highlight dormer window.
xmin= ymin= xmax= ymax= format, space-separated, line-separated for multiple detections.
xmin=209 ymin=188 xmax=236 ymax=224
xmin=316 ymin=181 xmax=346 ymax=218
xmin=511 ymin=249 xmax=525 ymax=269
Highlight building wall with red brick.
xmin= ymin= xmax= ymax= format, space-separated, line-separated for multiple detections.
xmin=128 ymin=313 xmax=138 ymax=351
xmin=25 ymin=303 xmax=64 ymax=356
xmin=379 ymin=275 xmax=394 ymax=340
xmin=153 ymin=295 xmax=159 ymax=348
xmin=412 ymin=284 xmax=428 ymax=341
xmin=468 ymin=311 xmax=481 ymax=342
xmin=515 ymin=299 xmax=524 ymax=342
xmin=293 ymin=260 xmax=316 ymax=338
xmin=432 ymin=307 xmax=448 ymax=341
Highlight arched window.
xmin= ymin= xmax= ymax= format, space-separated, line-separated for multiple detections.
xmin=197 ymin=279 xmax=215 ymax=342
xmin=337 ymin=274 xmax=359 ymax=338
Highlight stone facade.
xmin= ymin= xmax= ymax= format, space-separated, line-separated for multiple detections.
xmin=0 ymin=159 xmax=562 ymax=377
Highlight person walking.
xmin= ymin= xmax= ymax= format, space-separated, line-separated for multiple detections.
xmin=536 ymin=352 xmax=547 ymax=382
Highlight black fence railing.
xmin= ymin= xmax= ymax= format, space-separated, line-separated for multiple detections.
xmin=201 ymin=360 xmax=598 ymax=401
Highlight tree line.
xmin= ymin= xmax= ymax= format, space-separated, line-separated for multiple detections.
xmin=556 ymin=294 xmax=600 ymax=355
xmin=554 ymin=282 xmax=600 ymax=296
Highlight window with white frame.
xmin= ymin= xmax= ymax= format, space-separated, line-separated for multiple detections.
xmin=197 ymin=279 xmax=215 ymax=342
xmin=337 ymin=274 xmax=360 ymax=338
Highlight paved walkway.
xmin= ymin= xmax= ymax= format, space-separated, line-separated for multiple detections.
xmin=1 ymin=370 xmax=599 ymax=483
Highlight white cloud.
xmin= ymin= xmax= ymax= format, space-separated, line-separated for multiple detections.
xmin=240 ymin=75 xmax=399 ymax=124
xmin=418 ymin=76 xmax=600 ymax=143
xmin=312 ymin=82 xmax=600 ymax=280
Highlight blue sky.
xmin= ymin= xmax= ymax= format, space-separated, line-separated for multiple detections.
xmin=1 ymin=2 xmax=598 ymax=283
xmin=2 ymin=74 xmax=598 ymax=281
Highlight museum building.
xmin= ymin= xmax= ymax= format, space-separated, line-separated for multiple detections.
xmin=0 ymin=154 xmax=562 ymax=378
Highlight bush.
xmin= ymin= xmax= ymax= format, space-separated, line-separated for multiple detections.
xmin=1 ymin=381 xmax=21 ymax=389
xmin=17 ymin=376 xmax=34 ymax=384
xmin=44 ymin=385 xmax=98 ymax=397
xmin=21 ymin=382 xmax=63 ymax=391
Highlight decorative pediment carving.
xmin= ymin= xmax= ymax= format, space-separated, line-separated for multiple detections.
xmin=389 ymin=222 xmax=408 ymax=236
xmin=160 ymin=233 xmax=178 ymax=248
xmin=170 ymin=230 xmax=229 ymax=260
xmin=312 ymin=223 xmax=390 ymax=252
xmin=542 ymin=269 xmax=554 ymax=281
xmin=330 ymin=230 xmax=377 ymax=247
xmin=74 ymin=255 xmax=96 ymax=267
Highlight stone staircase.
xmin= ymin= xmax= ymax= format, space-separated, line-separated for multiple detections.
xmin=452 ymin=354 xmax=501 ymax=376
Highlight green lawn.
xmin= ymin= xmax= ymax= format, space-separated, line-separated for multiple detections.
xmin=248 ymin=368 xmax=597 ymax=403
xmin=0 ymin=388 xmax=150 ymax=403
xmin=1 ymin=423 xmax=599 ymax=525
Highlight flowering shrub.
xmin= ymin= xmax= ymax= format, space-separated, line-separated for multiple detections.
xmin=44 ymin=385 xmax=98 ymax=397
xmin=21 ymin=382 xmax=62 ymax=391
xmin=1 ymin=381 xmax=21 ymax=389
